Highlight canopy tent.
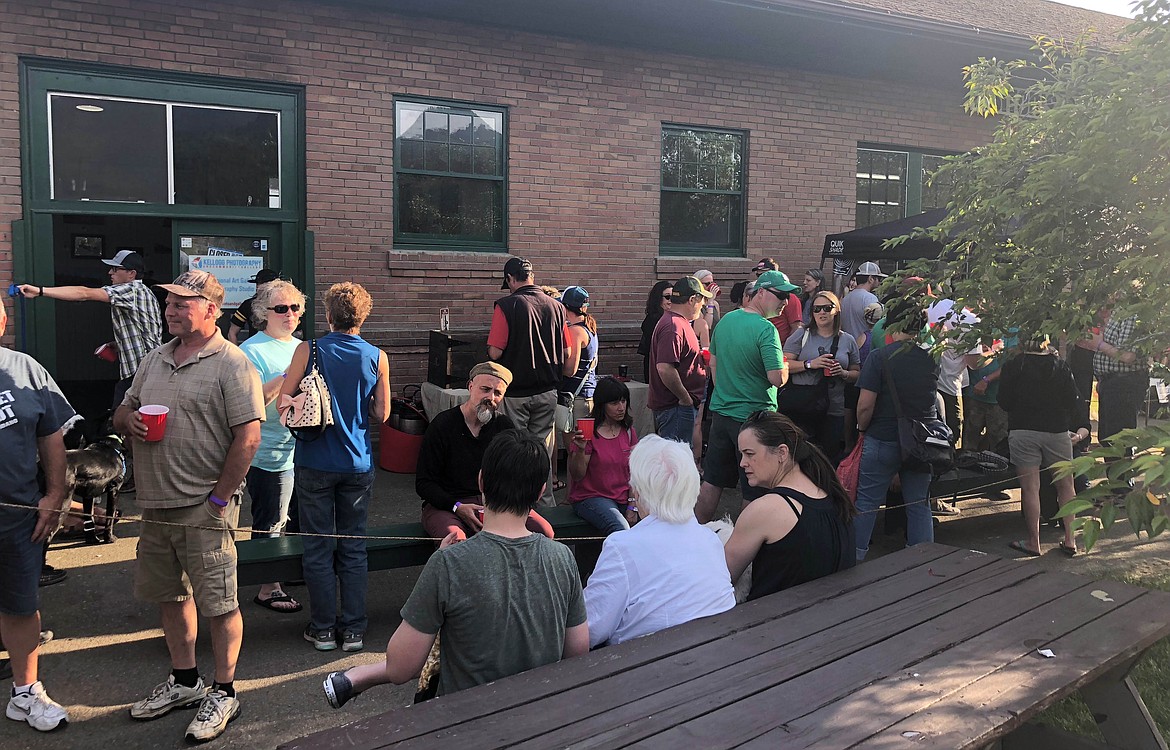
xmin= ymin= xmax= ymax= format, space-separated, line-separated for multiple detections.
xmin=822 ymin=208 xmax=948 ymax=262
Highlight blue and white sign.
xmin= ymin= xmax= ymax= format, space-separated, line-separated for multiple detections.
xmin=189 ymin=255 xmax=265 ymax=308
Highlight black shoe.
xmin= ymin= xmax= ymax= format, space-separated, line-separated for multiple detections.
xmin=323 ymin=671 xmax=357 ymax=708
xmin=988 ymin=490 xmax=1013 ymax=502
xmin=39 ymin=565 xmax=67 ymax=588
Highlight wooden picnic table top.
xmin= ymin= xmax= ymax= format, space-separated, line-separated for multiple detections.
xmin=282 ymin=543 xmax=1170 ymax=750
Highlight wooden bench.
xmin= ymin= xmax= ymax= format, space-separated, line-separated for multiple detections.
xmin=237 ymin=505 xmax=602 ymax=586
xmin=282 ymin=543 xmax=1170 ymax=750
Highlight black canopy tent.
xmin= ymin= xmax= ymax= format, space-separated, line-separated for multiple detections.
xmin=821 ymin=208 xmax=948 ymax=262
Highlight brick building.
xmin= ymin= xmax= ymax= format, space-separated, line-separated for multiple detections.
xmin=0 ymin=0 xmax=1125 ymax=415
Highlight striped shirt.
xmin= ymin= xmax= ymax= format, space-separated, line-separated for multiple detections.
xmin=103 ymin=280 xmax=162 ymax=380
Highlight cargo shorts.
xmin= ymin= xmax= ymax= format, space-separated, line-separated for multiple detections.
xmin=135 ymin=495 xmax=241 ymax=618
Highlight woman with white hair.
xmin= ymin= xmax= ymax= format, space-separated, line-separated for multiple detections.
xmin=583 ymin=436 xmax=736 ymax=649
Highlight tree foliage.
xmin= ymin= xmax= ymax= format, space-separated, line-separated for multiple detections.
xmin=892 ymin=0 xmax=1170 ymax=549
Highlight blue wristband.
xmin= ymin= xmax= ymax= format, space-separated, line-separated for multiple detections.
xmin=209 ymin=494 xmax=228 ymax=508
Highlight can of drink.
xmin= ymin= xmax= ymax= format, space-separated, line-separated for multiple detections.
xmin=619 ymin=364 xmax=629 ymax=378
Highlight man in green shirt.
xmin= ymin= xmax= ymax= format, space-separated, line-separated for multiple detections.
xmin=695 ymin=271 xmax=796 ymax=522
xmin=322 ymin=429 xmax=589 ymax=706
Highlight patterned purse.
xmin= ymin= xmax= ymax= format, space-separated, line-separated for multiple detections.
xmin=280 ymin=340 xmax=335 ymax=438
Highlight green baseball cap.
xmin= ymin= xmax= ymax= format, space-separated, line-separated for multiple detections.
xmin=754 ymin=270 xmax=799 ymax=294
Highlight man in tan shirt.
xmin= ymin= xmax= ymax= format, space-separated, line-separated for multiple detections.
xmin=113 ymin=270 xmax=262 ymax=744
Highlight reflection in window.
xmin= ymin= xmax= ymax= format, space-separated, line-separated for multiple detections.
xmin=51 ymin=96 xmax=169 ymax=202
xmin=49 ymin=94 xmax=281 ymax=208
xmin=920 ymin=154 xmax=956 ymax=212
xmin=660 ymin=126 xmax=745 ymax=254
xmin=173 ymin=107 xmax=279 ymax=207
xmin=395 ymin=99 xmax=506 ymax=248
xmin=856 ymin=149 xmax=907 ymax=228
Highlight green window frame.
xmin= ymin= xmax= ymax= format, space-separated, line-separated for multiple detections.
xmin=660 ymin=125 xmax=747 ymax=257
xmin=856 ymin=146 xmax=958 ymax=228
xmin=393 ymin=97 xmax=507 ymax=251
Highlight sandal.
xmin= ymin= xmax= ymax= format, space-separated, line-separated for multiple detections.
xmin=1009 ymin=540 xmax=1042 ymax=558
xmin=552 ymin=480 xmax=567 ymax=492
xmin=1059 ymin=543 xmax=1078 ymax=558
xmin=253 ymin=592 xmax=303 ymax=613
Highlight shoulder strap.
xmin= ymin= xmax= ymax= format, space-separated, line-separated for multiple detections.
xmin=830 ymin=333 xmax=841 ymax=357
xmin=770 ymin=488 xmax=804 ymax=518
xmin=879 ymin=348 xmax=906 ymax=419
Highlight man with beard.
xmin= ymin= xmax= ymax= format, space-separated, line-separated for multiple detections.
xmin=416 ymin=362 xmax=554 ymax=541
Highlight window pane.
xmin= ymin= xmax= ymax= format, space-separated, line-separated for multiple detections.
xmin=424 ymin=111 xmax=449 ymax=142
xmin=660 ymin=192 xmax=742 ymax=249
xmin=472 ymin=114 xmax=499 ymax=147
xmin=450 ymin=144 xmax=472 ymax=174
xmin=51 ymin=96 xmax=168 ymax=202
xmin=173 ymin=106 xmax=279 ymax=207
xmin=397 ymin=105 xmax=425 ymax=140
xmin=400 ymin=140 xmax=425 ymax=170
xmin=398 ymin=173 xmax=503 ymax=242
xmin=472 ymin=146 xmax=497 ymax=176
xmin=450 ymin=114 xmax=473 ymax=144
xmin=856 ymin=149 xmax=908 ymax=227
xmin=425 ymin=142 xmax=449 ymax=172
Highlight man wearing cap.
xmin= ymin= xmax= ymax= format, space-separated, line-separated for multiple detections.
xmin=488 ymin=257 xmax=574 ymax=507
xmin=113 ymin=270 xmax=263 ymax=744
xmin=19 ymin=249 xmax=162 ymax=408
xmin=694 ymin=269 xmax=722 ymax=330
xmin=416 ymin=362 xmax=554 ymax=541
xmin=694 ymin=270 xmax=796 ymax=522
xmin=648 ymin=277 xmax=710 ymax=445
xmin=840 ymin=261 xmax=887 ymax=340
xmin=227 ymin=268 xmax=285 ymax=345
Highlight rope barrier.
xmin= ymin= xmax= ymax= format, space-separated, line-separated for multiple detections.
xmin=3 ymin=472 xmax=1044 ymax=547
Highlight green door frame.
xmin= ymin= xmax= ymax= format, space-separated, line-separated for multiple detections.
xmin=16 ymin=57 xmax=307 ymax=373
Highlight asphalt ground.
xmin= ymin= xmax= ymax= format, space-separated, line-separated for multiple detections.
xmin=4 ymin=461 xmax=1169 ymax=749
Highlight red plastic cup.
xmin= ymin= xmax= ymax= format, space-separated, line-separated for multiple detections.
xmin=94 ymin=342 xmax=118 ymax=363
xmin=139 ymin=405 xmax=170 ymax=442
xmin=577 ymin=418 xmax=595 ymax=441
xmin=700 ymin=348 xmax=712 ymax=366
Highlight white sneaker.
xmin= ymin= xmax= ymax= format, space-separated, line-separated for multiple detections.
xmin=185 ymin=689 xmax=240 ymax=743
xmin=6 ymin=681 xmax=68 ymax=732
xmin=129 ymin=675 xmax=208 ymax=720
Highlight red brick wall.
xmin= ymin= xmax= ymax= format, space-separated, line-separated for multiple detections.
xmin=0 ymin=0 xmax=992 ymax=385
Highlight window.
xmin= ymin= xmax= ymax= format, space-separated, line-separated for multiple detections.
xmin=49 ymin=94 xmax=280 ymax=208
xmin=856 ymin=147 xmax=957 ymax=227
xmin=394 ymin=99 xmax=506 ymax=249
xmin=660 ymin=126 xmax=745 ymax=256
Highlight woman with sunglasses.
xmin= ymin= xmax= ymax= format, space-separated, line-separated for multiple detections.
xmin=239 ymin=279 xmax=307 ymax=614
xmin=724 ymin=411 xmax=855 ymax=601
xmin=637 ymin=281 xmax=672 ymax=382
xmin=781 ymin=291 xmax=860 ymax=461
xmin=568 ymin=377 xmax=639 ymax=535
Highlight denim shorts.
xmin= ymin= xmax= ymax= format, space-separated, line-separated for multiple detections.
xmin=0 ymin=513 xmax=42 ymax=616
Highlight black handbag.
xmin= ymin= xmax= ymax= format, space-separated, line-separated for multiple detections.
xmin=777 ymin=333 xmax=839 ymax=417
xmin=879 ymin=349 xmax=954 ymax=473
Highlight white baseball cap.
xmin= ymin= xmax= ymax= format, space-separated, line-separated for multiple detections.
xmin=855 ymin=261 xmax=887 ymax=278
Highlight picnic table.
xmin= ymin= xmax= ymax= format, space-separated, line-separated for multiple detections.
xmin=282 ymin=543 xmax=1170 ymax=750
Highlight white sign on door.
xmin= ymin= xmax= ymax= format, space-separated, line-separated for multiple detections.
xmin=188 ymin=255 xmax=265 ymax=309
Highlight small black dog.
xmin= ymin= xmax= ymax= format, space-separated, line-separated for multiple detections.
xmin=65 ymin=433 xmax=128 ymax=544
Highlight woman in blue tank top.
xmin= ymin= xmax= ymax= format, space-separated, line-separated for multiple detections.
xmin=280 ymin=282 xmax=390 ymax=653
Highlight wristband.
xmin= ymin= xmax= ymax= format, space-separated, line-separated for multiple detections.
xmin=980 ymin=376 xmax=990 ymax=383
xmin=209 ymin=494 xmax=228 ymax=508
xmin=1096 ymin=341 xmax=1105 ymax=352
xmin=453 ymin=501 xmax=462 ymax=512
xmin=39 ymin=286 xmax=44 ymax=297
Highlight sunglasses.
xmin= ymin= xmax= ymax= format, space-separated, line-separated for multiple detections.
xmin=811 ymin=304 xmax=836 ymax=313
xmin=663 ymin=294 xmax=672 ymax=300
xmin=269 ymin=304 xmax=302 ymax=314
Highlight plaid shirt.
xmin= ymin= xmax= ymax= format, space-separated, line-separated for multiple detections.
xmin=1093 ymin=314 xmax=1144 ymax=378
xmin=103 ymin=280 xmax=162 ymax=380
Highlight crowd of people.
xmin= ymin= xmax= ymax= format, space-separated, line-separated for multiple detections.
xmin=0 ymin=250 xmax=1156 ymax=741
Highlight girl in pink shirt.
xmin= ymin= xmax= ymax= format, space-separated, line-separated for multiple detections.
xmin=568 ymin=377 xmax=639 ymax=535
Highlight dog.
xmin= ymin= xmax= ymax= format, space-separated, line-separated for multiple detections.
xmin=706 ymin=516 xmax=752 ymax=604
xmin=66 ymin=432 xmax=128 ymax=544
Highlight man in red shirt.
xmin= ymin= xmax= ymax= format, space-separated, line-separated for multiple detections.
xmin=648 ymin=277 xmax=711 ymax=446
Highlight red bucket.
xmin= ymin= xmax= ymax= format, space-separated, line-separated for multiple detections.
xmin=379 ymin=422 xmax=424 ymax=473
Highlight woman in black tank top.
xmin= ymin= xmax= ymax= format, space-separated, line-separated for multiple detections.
xmin=724 ymin=412 xmax=855 ymax=601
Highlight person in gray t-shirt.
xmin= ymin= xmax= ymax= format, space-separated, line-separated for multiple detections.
xmin=322 ymin=429 xmax=589 ymax=707
xmin=839 ymin=261 xmax=886 ymax=339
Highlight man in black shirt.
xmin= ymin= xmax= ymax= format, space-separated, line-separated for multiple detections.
xmin=417 ymin=362 xmax=554 ymax=541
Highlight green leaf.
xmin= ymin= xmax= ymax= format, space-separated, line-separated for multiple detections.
xmin=1100 ymin=499 xmax=1118 ymax=530
xmin=1055 ymin=498 xmax=1096 ymax=518
xmin=1083 ymin=517 xmax=1101 ymax=551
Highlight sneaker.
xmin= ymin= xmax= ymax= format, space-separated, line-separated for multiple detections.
xmin=129 ymin=675 xmax=208 ymax=721
xmin=6 ymin=681 xmax=68 ymax=732
xmin=304 ymin=624 xmax=338 ymax=651
xmin=184 ymin=689 xmax=240 ymax=743
xmin=323 ymin=671 xmax=358 ymax=708
xmin=39 ymin=566 xmax=67 ymax=588
xmin=39 ymin=630 xmax=54 ymax=646
xmin=341 ymin=631 xmax=364 ymax=653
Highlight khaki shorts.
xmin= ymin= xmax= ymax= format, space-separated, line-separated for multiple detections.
xmin=135 ymin=496 xmax=241 ymax=618
xmin=1008 ymin=429 xmax=1073 ymax=470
